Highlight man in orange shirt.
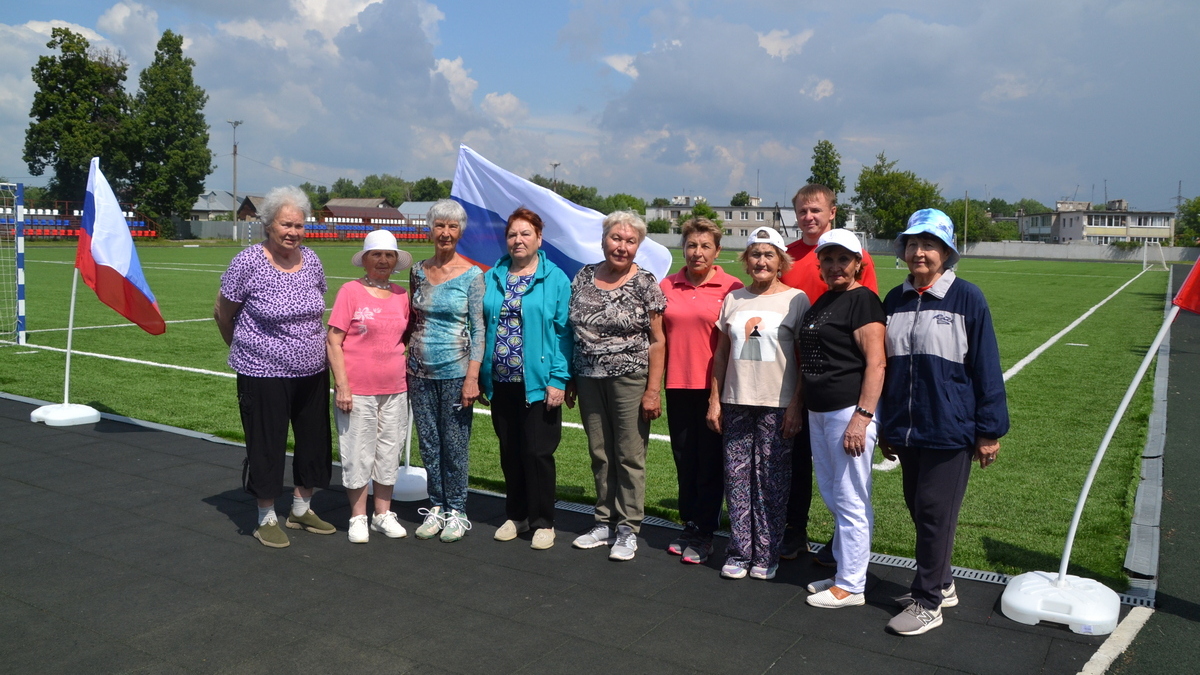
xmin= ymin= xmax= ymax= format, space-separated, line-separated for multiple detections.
xmin=778 ymin=184 xmax=878 ymax=563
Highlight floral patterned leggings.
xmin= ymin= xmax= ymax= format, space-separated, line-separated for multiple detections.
xmin=722 ymin=404 xmax=792 ymax=569
xmin=409 ymin=375 xmax=473 ymax=513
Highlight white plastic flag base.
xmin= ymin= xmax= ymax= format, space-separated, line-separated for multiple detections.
xmin=393 ymin=466 xmax=429 ymax=502
xmin=30 ymin=403 xmax=101 ymax=427
xmin=1001 ymin=570 xmax=1120 ymax=636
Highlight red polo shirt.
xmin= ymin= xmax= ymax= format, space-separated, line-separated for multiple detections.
xmin=660 ymin=265 xmax=744 ymax=389
xmin=781 ymin=239 xmax=879 ymax=301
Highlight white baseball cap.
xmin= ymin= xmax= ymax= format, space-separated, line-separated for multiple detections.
xmin=814 ymin=228 xmax=863 ymax=256
xmin=745 ymin=226 xmax=787 ymax=251
xmin=352 ymin=229 xmax=414 ymax=269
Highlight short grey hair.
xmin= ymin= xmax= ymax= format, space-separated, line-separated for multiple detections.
xmin=427 ymin=199 xmax=467 ymax=230
xmin=259 ymin=186 xmax=311 ymax=228
xmin=602 ymin=210 xmax=647 ymax=242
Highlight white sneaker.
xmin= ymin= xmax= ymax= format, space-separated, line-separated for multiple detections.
xmin=348 ymin=515 xmax=369 ymax=544
xmin=415 ymin=506 xmax=443 ymax=539
xmin=440 ymin=510 xmax=471 ymax=542
xmin=609 ymin=526 xmax=638 ymax=561
xmin=572 ymin=524 xmax=614 ymax=549
xmin=371 ymin=511 xmax=407 ymax=539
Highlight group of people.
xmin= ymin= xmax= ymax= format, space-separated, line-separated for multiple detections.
xmin=216 ymin=182 xmax=1008 ymax=638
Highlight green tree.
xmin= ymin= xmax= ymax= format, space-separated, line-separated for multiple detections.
xmin=1176 ymin=196 xmax=1200 ymax=246
xmin=808 ymin=140 xmax=846 ymax=196
xmin=330 ymin=177 xmax=359 ymax=199
xmin=358 ymin=173 xmax=411 ymax=206
xmin=730 ymin=191 xmax=751 ymax=207
xmin=410 ymin=176 xmax=450 ymax=201
xmin=299 ymin=182 xmax=329 ymax=210
xmin=130 ymin=30 xmax=213 ymax=236
xmin=650 ymin=197 xmax=671 ymax=207
xmin=598 ymin=193 xmax=646 ymax=215
xmin=676 ymin=201 xmax=723 ymax=228
xmin=1014 ymin=197 xmax=1050 ymax=215
xmin=946 ymin=198 xmax=1018 ymax=242
xmin=24 ymin=28 xmax=134 ymax=202
xmin=852 ymin=152 xmax=944 ymax=238
xmin=647 ymin=218 xmax=672 ymax=234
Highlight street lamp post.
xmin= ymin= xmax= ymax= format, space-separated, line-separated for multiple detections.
xmin=550 ymin=162 xmax=560 ymax=193
xmin=227 ymin=119 xmax=242 ymax=243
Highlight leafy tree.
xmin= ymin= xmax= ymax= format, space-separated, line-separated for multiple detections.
xmin=24 ymin=28 xmax=135 ymax=202
xmin=298 ymin=182 xmax=329 ymax=210
xmin=730 ymin=191 xmax=751 ymax=207
xmin=358 ymin=173 xmax=411 ymax=206
xmin=647 ymin=218 xmax=672 ymax=234
xmin=677 ymin=201 xmax=723 ymax=228
xmin=808 ymin=140 xmax=846 ymax=196
xmin=411 ymin=176 xmax=451 ymax=201
xmin=1014 ymin=197 xmax=1050 ymax=215
xmin=598 ymin=193 xmax=646 ymax=215
xmin=946 ymin=198 xmax=1018 ymax=242
xmin=650 ymin=197 xmax=671 ymax=207
xmin=1176 ymin=196 xmax=1200 ymax=246
xmin=852 ymin=152 xmax=944 ymax=239
xmin=130 ymin=30 xmax=213 ymax=236
xmin=330 ymin=177 xmax=359 ymax=199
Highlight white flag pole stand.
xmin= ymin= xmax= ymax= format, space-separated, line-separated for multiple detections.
xmin=1001 ymin=304 xmax=1179 ymax=635
xmin=393 ymin=401 xmax=428 ymax=501
xmin=31 ymin=268 xmax=101 ymax=427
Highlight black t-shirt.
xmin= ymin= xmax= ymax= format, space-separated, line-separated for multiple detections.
xmin=798 ymin=285 xmax=886 ymax=412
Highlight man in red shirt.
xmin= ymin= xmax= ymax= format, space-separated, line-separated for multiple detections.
xmin=779 ymin=184 xmax=878 ymax=563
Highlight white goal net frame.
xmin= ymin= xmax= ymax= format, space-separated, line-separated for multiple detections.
xmin=1142 ymin=241 xmax=1168 ymax=271
xmin=0 ymin=183 xmax=24 ymax=345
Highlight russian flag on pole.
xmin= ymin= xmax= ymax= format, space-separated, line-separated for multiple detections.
xmin=75 ymin=157 xmax=166 ymax=335
xmin=450 ymin=145 xmax=672 ymax=281
xmin=1174 ymin=258 xmax=1200 ymax=315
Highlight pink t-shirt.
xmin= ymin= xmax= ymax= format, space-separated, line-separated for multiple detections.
xmin=328 ymin=281 xmax=410 ymax=395
xmin=660 ymin=266 xmax=744 ymax=389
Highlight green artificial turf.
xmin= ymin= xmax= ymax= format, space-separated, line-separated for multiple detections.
xmin=0 ymin=241 xmax=1173 ymax=588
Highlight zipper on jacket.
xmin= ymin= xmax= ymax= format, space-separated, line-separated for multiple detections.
xmin=905 ymin=292 xmax=921 ymax=447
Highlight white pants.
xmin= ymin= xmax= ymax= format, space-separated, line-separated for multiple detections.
xmin=809 ymin=406 xmax=876 ymax=594
xmin=336 ymin=392 xmax=408 ymax=490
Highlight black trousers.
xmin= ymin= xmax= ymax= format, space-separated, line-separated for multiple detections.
xmin=665 ymin=388 xmax=725 ymax=535
xmin=490 ymin=381 xmax=560 ymax=530
xmin=896 ymin=445 xmax=974 ymax=610
xmin=785 ymin=416 xmax=814 ymax=537
xmin=237 ymin=371 xmax=332 ymax=500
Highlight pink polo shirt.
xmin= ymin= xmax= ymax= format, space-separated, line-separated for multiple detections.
xmin=660 ymin=265 xmax=744 ymax=390
xmin=328 ymin=280 xmax=410 ymax=395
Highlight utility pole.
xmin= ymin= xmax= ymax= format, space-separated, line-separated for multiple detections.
xmin=963 ymin=190 xmax=969 ymax=253
xmin=227 ymin=120 xmax=243 ymax=243
xmin=550 ymin=162 xmax=560 ymax=194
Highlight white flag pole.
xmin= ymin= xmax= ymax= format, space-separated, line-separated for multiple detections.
xmin=1001 ymin=302 xmax=1179 ymax=635
xmin=62 ymin=268 xmax=80 ymax=404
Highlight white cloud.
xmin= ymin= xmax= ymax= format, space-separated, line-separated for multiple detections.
xmin=97 ymin=2 xmax=158 ymax=37
xmin=23 ymin=20 xmax=104 ymax=42
xmin=982 ymin=73 xmax=1035 ymax=102
xmin=602 ymin=54 xmax=638 ymax=79
xmin=757 ymin=28 xmax=813 ymax=60
xmin=431 ymin=57 xmax=478 ymax=111
xmin=801 ymin=78 xmax=834 ymax=101
xmin=480 ymin=92 xmax=528 ymax=128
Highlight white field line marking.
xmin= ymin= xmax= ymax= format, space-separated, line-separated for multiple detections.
xmin=3 ymin=340 xmax=672 ymax=443
xmin=1079 ymin=606 xmax=1153 ymax=675
xmin=27 ymin=317 xmax=214 ymax=333
xmin=1003 ymin=269 xmax=1147 ymax=382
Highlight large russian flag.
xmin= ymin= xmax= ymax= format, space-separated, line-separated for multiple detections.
xmin=451 ymin=145 xmax=672 ymax=280
xmin=75 ymin=158 xmax=165 ymax=335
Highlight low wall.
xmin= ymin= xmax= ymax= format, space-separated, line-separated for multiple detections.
xmin=863 ymin=238 xmax=1199 ymax=263
xmin=177 ymin=220 xmax=263 ymax=240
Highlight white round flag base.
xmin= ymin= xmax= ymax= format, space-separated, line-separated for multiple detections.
xmin=1001 ymin=570 xmax=1120 ymax=636
xmin=30 ymin=403 xmax=102 ymax=427
xmin=393 ymin=466 xmax=429 ymax=502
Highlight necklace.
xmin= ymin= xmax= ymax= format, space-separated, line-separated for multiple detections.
xmin=361 ymin=276 xmax=391 ymax=290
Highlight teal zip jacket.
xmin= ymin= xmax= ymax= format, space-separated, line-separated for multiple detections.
xmin=480 ymin=249 xmax=573 ymax=404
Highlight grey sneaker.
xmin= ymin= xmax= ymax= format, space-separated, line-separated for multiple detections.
xmin=680 ymin=536 xmax=713 ymax=564
xmin=895 ymin=581 xmax=959 ymax=608
xmin=609 ymin=526 xmax=637 ymax=561
xmin=415 ymin=506 xmax=444 ymax=539
xmin=749 ymin=564 xmax=778 ymax=580
xmin=887 ymin=602 xmax=943 ymax=636
xmin=668 ymin=523 xmax=700 ymax=556
xmin=572 ymin=524 xmax=614 ymax=549
xmin=440 ymin=510 xmax=471 ymax=542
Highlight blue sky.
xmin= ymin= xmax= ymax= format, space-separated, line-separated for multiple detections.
xmin=1 ymin=0 xmax=1197 ymax=212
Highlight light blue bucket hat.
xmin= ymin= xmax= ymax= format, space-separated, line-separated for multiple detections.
xmin=893 ymin=208 xmax=959 ymax=269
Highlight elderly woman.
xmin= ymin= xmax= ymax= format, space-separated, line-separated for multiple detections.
xmin=879 ymin=209 xmax=1009 ymax=636
xmin=481 ymin=207 xmax=573 ymax=550
xmin=708 ymin=226 xmax=810 ymax=580
xmin=659 ymin=217 xmax=743 ymax=564
xmin=327 ymin=230 xmax=414 ymax=543
xmin=407 ymin=199 xmax=485 ymax=543
xmin=567 ymin=210 xmax=666 ymax=562
xmin=215 ymin=185 xmax=333 ymax=549
xmin=799 ymin=229 xmax=886 ymax=609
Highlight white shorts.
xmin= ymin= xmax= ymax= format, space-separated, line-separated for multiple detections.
xmin=336 ymin=392 xmax=408 ymax=490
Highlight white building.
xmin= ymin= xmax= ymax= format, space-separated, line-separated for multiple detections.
xmin=1018 ymin=200 xmax=1175 ymax=245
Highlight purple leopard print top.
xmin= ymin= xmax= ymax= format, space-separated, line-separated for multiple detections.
xmin=220 ymin=244 xmax=328 ymax=378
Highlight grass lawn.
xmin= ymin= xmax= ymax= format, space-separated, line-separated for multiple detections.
xmin=0 ymin=240 xmax=1172 ymax=589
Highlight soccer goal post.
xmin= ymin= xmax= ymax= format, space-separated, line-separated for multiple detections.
xmin=1143 ymin=241 xmax=1168 ymax=272
xmin=0 ymin=183 xmax=25 ymax=345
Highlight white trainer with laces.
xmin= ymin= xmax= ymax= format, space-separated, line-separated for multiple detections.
xmin=348 ymin=514 xmax=369 ymax=544
xmin=371 ymin=511 xmax=407 ymax=539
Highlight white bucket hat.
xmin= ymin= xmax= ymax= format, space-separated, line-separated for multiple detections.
xmin=352 ymin=230 xmax=414 ymax=269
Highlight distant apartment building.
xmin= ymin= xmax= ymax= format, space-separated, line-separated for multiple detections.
xmin=645 ymin=195 xmax=798 ymax=237
xmin=1018 ymin=200 xmax=1175 ymax=245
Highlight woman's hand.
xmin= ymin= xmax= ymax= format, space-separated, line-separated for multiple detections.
xmin=564 ymin=381 xmax=577 ymax=409
xmin=842 ymin=412 xmax=871 ymax=456
xmin=706 ymin=399 xmax=722 ymax=434
xmin=546 ymin=386 xmax=565 ymax=409
xmin=335 ymin=384 xmax=353 ymax=413
xmin=878 ymin=438 xmax=897 ymax=461
xmin=975 ymin=437 xmax=1000 ymax=468
xmin=783 ymin=399 xmax=804 ymax=439
xmin=641 ymin=388 xmax=662 ymax=421
xmin=461 ymin=377 xmax=480 ymax=409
